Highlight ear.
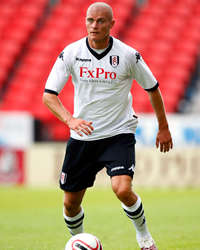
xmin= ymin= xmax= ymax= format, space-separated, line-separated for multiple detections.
xmin=110 ymin=19 xmax=115 ymax=28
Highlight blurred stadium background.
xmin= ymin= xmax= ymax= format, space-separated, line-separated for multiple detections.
xmin=0 ymin=0 xmax=200 ymax=187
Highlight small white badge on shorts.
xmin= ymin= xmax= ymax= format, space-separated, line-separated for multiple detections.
xmin=60 ymin=172 xmax=67 ymax=184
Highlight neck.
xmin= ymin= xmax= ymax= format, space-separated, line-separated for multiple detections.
xmin=88 ymin=36 xmax=110 ymax=49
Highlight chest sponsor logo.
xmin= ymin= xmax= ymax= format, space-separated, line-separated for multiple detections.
xmin=110 ymin=55 xmax=119 ymax=68
xmin=80 ymin=67 xmax=117 ymax=80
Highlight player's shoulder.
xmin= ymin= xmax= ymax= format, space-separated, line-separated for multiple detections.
xmin=112 ymin=37 xmax=137 ymax=54
xmin=64 ymin=37 xmax=86 ymax=50
xmin=61 ymin=37 xmax=86 ymax=58
xmin=112 ymin=37 xmax=139 ymax=64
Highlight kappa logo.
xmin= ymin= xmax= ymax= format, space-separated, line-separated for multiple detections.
xmin=135 ymin=52 xmax=141 ymax=63
xmin=59 ymin=51 xmax=64 ymax=61
xmin=110 ymin=55 xmax=119 ymax=68
xmin=128 ymin=164 xmax=135 ymax=172
xmin=76 ymin=57 xmax=91 ymax=62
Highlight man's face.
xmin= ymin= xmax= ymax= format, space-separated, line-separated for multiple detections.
xmin=86 ymin=6 xmax=114 ymax=43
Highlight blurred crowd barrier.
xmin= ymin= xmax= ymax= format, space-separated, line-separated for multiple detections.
xmin=0 ymin=112 xmax=200 ymax=187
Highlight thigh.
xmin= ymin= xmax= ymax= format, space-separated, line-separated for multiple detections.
xmin=60 ymin=138 xmax=101 ymax=192
xmin=102 ymin=134 xmax=136 ymax=178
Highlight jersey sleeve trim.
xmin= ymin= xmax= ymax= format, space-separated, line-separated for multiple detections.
xmin=44 ymin=89 xmax=58 ymax=96
xmin=144 ymin=82 xmax=159 ymax=92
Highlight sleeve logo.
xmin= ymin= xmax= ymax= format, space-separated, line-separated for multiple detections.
xmin=135 ymin=52 xmax=141 ymax=63
xmin=59 ymin=51 xmax=64 ymax=61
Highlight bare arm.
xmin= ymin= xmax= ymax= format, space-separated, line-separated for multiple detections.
xmin=42 ymin=92 xmax=94 ymax=136
xmin=147 ymin=87 xmax=173 ymax=152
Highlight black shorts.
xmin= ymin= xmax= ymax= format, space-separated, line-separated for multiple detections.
xmin=59 ymin=133 xmax=136 ymax=192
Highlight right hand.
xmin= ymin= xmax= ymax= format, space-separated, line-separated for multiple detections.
xmin=67 ymin=117 xmax=94 ymax=136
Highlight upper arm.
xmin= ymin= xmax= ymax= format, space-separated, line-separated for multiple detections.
xmin=147 ymin=87 xmax=161 ymax=99
xmin=45 ymin=49 xmax=71 ymax=94
xmin=129 ymin=50 xmax=158 ymax=90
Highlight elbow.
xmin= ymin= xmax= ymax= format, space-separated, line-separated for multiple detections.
xmin=42 ymin=93 xmax=47 ymax=105
xmin=42 ymin=92 xmax=50 ymax=106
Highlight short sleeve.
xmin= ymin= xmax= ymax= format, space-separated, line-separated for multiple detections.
xmin=129 ymin=51 xmax=158 ymax=90
xmin=44 ymin=50 xmax=71 ymax=94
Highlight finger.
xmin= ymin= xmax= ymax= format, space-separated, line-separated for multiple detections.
xmin=81 ymin=127 xmax=91 ymax=135
xmin=164 ymin=144 xmax=169 ymax=153
xmin=75 ymin=125 xmax=93 ymax=136
xmin=84 ymin=121 xmax=94 ymax=131
xmin=75 ymin=128 xmax=83 ymax=136
xmin=164 ymin=140 xmax=173 ymax=152
xmin=156 ymin=137 xmax=159 ymax=148
xmin=160 ymin=143 xmax=164 ymax=153
xmin=80 ymin=124 xmax=93 ymax=135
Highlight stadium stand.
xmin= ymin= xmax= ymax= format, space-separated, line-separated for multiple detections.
xmin=0 ymin=0 xmax=199 ymax=141
xmin=0 ymin=0 xmax=49 ymax=92
xmin=0 ymin=0 xmax=136 ymax=140
xmin=123 ymin=0 xmax=200 ymax=113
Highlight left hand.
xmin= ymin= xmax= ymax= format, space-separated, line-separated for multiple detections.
xmin=156 ymin=127 xmax=173 ymax=153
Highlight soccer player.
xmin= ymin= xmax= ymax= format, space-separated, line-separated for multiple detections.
xmin=43 ymin=2 xmax=173 ymax=250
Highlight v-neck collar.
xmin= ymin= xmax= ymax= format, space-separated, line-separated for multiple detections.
xmin=86 ymin=36 xmax=113 ymax=60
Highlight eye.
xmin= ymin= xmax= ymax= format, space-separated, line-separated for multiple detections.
xmin=87 ymin=18 xmax=93 ymax=23
xmin=97 ymin=19 xmax=105 ymax=24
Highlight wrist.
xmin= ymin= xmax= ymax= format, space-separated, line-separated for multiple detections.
xmin=64 ymin=115 xmax=73 ymax=126
xmin=159 ymin=123 xmax=169 ymax=130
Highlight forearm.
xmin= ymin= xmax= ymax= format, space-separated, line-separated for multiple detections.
xmin=148 ymin=88 xmax=168 ymax=130
xmin=43 ymin=92 xmax=72 ymax=125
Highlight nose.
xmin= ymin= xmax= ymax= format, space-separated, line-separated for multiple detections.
xmin=91 ymin=21 xmax=98 ymax=28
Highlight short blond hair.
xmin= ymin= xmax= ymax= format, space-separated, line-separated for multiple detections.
xmin=86 ymin=2 xmax=113 ymax=20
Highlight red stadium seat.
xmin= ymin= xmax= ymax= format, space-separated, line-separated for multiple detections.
xmin=0 ymin=0 xmax=49 ymax=93
xmin=122 ymin=0 xmax=200 ymax=113
xmin=1 ymin=0 xmax=200 ymax=141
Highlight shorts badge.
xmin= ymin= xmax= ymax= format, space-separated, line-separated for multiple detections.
xmin=60 ymin=172 xmax=67 ymax=184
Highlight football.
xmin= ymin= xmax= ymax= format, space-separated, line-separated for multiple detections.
xmin=65 ymin=233 xmax=103 ymax=250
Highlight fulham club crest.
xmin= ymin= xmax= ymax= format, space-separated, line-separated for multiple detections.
xmin=110 ymin=55 xmax=119 ymax=68
xmin=60 ymin=172 xmax=67 ymax=184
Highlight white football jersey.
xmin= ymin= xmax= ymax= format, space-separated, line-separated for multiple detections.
xmin=45 ymin=37 xmax=158 ymax=140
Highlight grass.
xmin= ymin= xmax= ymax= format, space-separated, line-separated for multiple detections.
xmin=0 ymin=187 xmax=200 ymax=250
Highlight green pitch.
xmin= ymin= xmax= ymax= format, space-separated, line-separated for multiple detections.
xmin=0 ymin=187 xmax=200 ymax=250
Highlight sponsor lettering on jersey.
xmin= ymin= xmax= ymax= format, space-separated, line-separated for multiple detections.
xmin=80 ymin=67 xmax=117 ymax=80
xmin=76 ymin=57 xmax=91 ymax=62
